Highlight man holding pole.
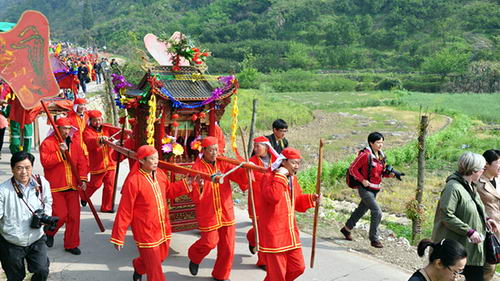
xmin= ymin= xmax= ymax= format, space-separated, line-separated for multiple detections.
xmin=83 ymin=110 xmax=116 ymax=212
xmin=67 ymin=98 xmax=89 ymax=160
xmin=258 ymin=147 xmax=320 ymax=281
xmin=247 ymin=136 xmax=278 ymax=269
xmin=111 ymin=145 xmax=194 ymax=281
xmin=40 ymin=117 xmax=88 ymax=255
xmin=187 ymin=136 xmax=248 ymax=281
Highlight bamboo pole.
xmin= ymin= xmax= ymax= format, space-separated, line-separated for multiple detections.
xmin=310 ymin=139 xmax=324 ymax=268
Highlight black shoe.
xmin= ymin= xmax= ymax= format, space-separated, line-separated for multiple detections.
xmin=257 ymin=264 xmax=266 ymax=271
xmin=101 ymin=209 xmax=115 ymax=213
xmin=46 ymin=235 xmax=54 ymax=248
xmin=213 ymin=278 xmax=228 ymax=281
xmin=249 ymin=244 xmax=256 ymax=255
xmin=65 ymin=247 xmax=81 ymax=255
xmin=189 ymin=260 xmax=199 ymax=276
xmin=132 ymin=271 xmax=142 ymax=281
xmin=81 ymin=200 xmax=87 ymax=207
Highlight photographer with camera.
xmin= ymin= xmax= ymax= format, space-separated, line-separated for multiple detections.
xmin=0 ymin=151 xmax=54 ymax=281
xmin=341 ymin=132 xmax=404 ymax=248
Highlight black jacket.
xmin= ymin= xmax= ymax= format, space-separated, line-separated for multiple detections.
xmin=265 ymin=134 xmax=288 ymax=154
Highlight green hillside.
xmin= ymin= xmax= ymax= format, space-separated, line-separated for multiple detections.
xmin=1 ymin=0 xmax=499 ymax=74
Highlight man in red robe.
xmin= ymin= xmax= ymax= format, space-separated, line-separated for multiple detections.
xmin=188 ymin=136 xmax=248 ymax=281
xmin=66 ymin=98 xmax=89 ymax=160
xmin=258 ymin=147 xmax=320 ymax=281
xmin=83 ymin=110 xmax=116 ymax=212
xmin=111 ymin=145 xmax=194 ymax=281
xmin=40 ymin=117 xmax=88 ymax=255
xmin=246 ymin=136 xmax=279 ymax=269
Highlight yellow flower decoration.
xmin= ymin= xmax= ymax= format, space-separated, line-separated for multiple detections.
xmin=172 ymin=143 xmax=184 ymax=156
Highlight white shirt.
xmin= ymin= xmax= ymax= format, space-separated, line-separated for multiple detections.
xmin=0 ymin=176 xmax=52 ymax=246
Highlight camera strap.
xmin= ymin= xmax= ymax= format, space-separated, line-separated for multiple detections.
xmin=11 ymin=176 xmax=45 ymax=215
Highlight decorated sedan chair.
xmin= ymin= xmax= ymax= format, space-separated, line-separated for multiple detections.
xmin=112 ymin=39 xmax=239 ymax=231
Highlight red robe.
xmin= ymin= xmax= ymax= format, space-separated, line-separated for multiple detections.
xmin=83 ymin=125 xmax=116 ymax=174
xmin=110 ymin=168 xmax=190 ymax=248
xmin=258 ymin=172 xmax=315 ymax=281
xmin=67 ymin=110 xmax=89 ymax=157
xmin=83 ymin=125 xmax=117 ymax=211
xmin=190 ymin=158 xmax=248 ymax=232
xmin=188 ymin=157 xmax=247 ymax=280
xmin=40 ymin=135 xmax=88 ymax=192
xmin=40 ymin=134 xmax=88 ymax=249
xmin=111 ymin=168 xmax=189 ymax=281
xmin=247 ymin=154 xmax=273 ymax=266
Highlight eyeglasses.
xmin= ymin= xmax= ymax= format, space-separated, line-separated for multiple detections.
xmin=278 ymin=129 xmax=288 ymax=133
xmin=447 ymin=266 xmax=464 ymax=276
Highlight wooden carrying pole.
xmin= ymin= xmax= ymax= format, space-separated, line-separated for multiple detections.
xmin=310 ymin=139 xmax=324 ymax=268
xmin=216 ymin=156 xmax=268 ymax=173
xmin=104 ymin=140 xmax=223 ymax=183
xmin=110 ymin=121 xmax=127 ymax=212
xmin=40 ymin=101 xmax=105 ymax=232
xmin=239 ymin=127 xmax=260 ymax=252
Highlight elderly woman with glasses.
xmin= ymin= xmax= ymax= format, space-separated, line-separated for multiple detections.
xmin=409 ymin=239 xmax=467 ymax=281
xmin=432 ymin=152 xmax=498 ymax=281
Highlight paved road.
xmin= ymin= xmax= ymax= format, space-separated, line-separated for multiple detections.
xmin=0 ymin=107 xmax=412 ymax=281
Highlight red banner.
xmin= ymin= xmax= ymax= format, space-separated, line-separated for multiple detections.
xmin=0 ymin=10 xmax=60 ymax=109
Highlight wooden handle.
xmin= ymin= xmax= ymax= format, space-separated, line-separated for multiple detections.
xmin=310 ymin=139 xmax=324 ymax=268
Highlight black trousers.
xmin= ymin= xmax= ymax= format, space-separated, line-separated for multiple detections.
xmin=0 ymin=234 xmax=49 ymax=281
xmin=464 ymin=265 xmax=484 ymax=281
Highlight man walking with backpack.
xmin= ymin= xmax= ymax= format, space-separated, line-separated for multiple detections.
xmin=340 ymin=132 xmax=395 ymax=248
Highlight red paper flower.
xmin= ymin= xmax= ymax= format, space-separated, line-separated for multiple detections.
xmin=202 ymin=52 xmax=209 ymax=57
xmin=199 ymin=112 xmax=206 ymax=119
xmin=172 ymin=121 xmax=179 ymax=128
xmin=172 ymin=113 xmax=179 ymax=119
xmin=191 ymin=114 xmax=198 ymax=121
xmin=172 ymin=65 xmax=180 ymax=72
xmin=192 ymin=47 xmax=200 ymax=52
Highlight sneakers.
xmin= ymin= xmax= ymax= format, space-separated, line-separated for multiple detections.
xmin=248 ymin=244 xmax=256 ymax=255
xmin=46 ymin=235 xmax=54 ymax=248
xmin=65 ymin=247 xmax=82 ymax=255
xmin=371 ymin=241 xmax=384 ymax=248
xmin=340 ymin=227 xmax=353 ymax=241
xmin=132 ymin=271 xmax=142 ymax=281
xmin=189 ymin=261 xmax=199 ymax=276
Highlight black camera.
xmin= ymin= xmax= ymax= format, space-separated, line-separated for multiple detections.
xmin=30 ymin=209 xmax=59 ymax=231
xmin=385 ymin=165 xmax=405 ymax=181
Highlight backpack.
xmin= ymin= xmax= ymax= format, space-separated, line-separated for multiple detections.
xmin=346 ymin=149 xmax=372 ymax=189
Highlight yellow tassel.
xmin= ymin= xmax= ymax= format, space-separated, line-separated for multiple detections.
xmin=146 ymin=94 xmax=156 ymax=146
xmin=230 ymin=95 xmax=239 ymax=153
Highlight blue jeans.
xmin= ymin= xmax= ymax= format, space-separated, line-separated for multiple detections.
xmin=345 ymin=187 xmax=382 ymax=242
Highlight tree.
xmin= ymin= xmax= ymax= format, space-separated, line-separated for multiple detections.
xmin=82 ymin=0 xmax=94 ymax=30
xmin=421 ymin=47 xmax=471 ymax=79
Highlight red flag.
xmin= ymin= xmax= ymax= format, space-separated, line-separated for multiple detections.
xmin=0 ymin=10 xmax=60 ymax=109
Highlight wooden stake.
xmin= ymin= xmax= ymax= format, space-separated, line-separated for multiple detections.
xmin=239 ymin=127 xmax=260 ymax=252
xmin=110 ymin=120 xmax=127 ymax=212
xmin=310 ymin=139 xmax=324 ymax=268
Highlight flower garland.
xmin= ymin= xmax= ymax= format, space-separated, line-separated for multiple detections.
xmin=166 ymin=35 xmax=210 ymax=71
xmin=161 ymin=135 xmax=184 ymax=157
xmin=146 ymin=94 xmax=156 ymax=146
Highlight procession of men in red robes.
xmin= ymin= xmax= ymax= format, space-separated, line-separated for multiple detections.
xmin=32 ymin=97 xmax=318 ymax=280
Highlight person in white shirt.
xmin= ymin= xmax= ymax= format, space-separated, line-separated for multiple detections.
xmin=0 ymin=151 xmax=53 ymax=281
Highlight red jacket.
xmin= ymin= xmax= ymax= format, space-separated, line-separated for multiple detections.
xmin=190 ymin=158 xmax=248 ymax=232
xmin=67 ymin=110 xmax=89 ymax=157
xmin=83 ymin=125 xmax=116 ymax=174
xmin=258 ymin=172 xmax=315 ymax=253
xmin=111 ymin=168 xmax=190 ymax=248
xmin=349 ymin=147 xmax=388 ymax=190
xmin=248 ymin=155 xmax=273 ymax=219
xmin=40 ymin=135 xmax=88 ymax=192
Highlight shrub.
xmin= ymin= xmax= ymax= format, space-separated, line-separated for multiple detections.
xmin=375 ymin=77 xmax=403 ymax=90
